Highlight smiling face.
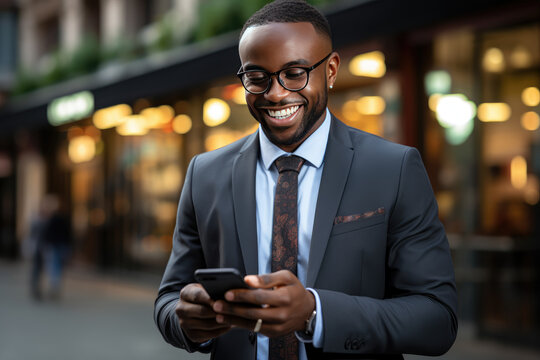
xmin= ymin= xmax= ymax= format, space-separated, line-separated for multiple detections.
xmin=239 ymin=22 xmax=339 ymax=152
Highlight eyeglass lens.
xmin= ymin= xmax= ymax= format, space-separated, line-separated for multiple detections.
xmin=242 ymin=67 xmax=308 ymax=93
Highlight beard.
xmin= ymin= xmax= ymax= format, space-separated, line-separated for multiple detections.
xmin=251 ymin=89 xmax=328 ymax=148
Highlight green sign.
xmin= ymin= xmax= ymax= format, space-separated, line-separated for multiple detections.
xmin=47 ymin=91 xmax=94 ymax=126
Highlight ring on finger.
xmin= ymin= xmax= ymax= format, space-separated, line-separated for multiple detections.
xmin=253 ymin=318 xmax=262 ymax=333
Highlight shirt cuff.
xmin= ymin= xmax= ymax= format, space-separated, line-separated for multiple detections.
xmin=295 ymin=288 xmax=324 ymax=348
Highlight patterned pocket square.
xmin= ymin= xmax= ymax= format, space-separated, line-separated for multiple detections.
xmin=334 ymin=207 xmax=385 ymax=225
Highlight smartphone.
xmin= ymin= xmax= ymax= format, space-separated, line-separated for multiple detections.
xmin=194 ymin=268 xmax=250 ymax=300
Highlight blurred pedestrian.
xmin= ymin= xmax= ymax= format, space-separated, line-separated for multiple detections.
xmin=42 ymin=195 xmax=72 ymax=299
xmin=27 ymin=194 xmax=72 ymax=300
xmin=27 ymin=197 xmax=49 ymax=300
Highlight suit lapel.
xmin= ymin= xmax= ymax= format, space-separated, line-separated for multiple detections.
xmin=306 ymin=117 xmax=354 ymax=287
xmin=232 ymin=132 xmax=260 ymax=276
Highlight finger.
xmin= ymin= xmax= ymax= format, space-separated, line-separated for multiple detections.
xmin=176 ymin=301 xmax=217 ymax=319
xmin=180 ymin=283 xmax=213 ymax=306
xmin=213 ymin=300 xmax=266 ymax=320
xmin=244 ymin=270 xmax=297 ymax=289
xmin=215 ymin=300 xmax=296 ymax=325
xmin=224 ymin=287 xmax=290 ymax=308
xmin=216 ymin=313 xmax=260 ymax=329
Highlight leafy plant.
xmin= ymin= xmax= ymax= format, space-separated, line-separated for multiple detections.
xmin=40 ymin=50 xmax=69 ymax=87
xmin=12 ymin=67 xmax=39 ymax=95
xmin=151 ymin=16 xmax=175 ymax=53
xmin=66 ymin=35 xmax=101 ymax=76
xmin=191 ymin=0 xmax=338 ymax=42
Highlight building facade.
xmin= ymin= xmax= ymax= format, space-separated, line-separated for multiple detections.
xmin=0 ymin=0 xmax=539 ymax=348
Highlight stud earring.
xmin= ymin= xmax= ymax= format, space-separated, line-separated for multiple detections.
xmin=329 ymin=85 xmax=333 ymax=89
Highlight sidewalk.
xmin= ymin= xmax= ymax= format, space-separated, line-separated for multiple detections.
xmin=1 ymin=260 xmax=538 ymax=360
xmin=0 ymin=260 xmax=208 ymax=360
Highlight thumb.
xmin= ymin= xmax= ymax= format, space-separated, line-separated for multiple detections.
xmin=244 ymin=270 xmax=296 ymax=289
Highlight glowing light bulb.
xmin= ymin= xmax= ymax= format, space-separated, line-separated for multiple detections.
xmin=68 ymin=135 xmax=96 ymax=163
xmin=483 ymin=47 xmax=505 ymax=73
xmin=203 ymin=98 xmax=231 ymax=127
xmin=477 ymin=103 xmax=511 ymax=122
xmin=522 ymin=87 xmax=540 ymax=107
xmin=511 ymin=156 xmax=527 ymax=189
xmin=357 ymin=96 xmax=386 ymax=115
xmin=521 ymin=112 xmax=540 ymax=131
xmin=349 ymin=51 xmax=386 ymax=78
xmin=172 ymin=114 xmax=192 ymax=134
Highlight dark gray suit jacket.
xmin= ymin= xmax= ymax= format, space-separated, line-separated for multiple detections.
xmin=154 ymin=116 xmax=458 ymax=360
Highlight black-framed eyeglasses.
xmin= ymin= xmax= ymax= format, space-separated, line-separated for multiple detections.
xmin=237 ymin=52 xmax=332 ymax=95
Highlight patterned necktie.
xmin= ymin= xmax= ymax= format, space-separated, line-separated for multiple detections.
xmin=270 ymin=155 xmax=304 ymax=360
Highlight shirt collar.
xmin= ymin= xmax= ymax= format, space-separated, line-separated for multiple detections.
xmin=259 ymin=108 xmax=331 ymax=170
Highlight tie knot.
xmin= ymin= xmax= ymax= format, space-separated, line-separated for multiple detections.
xmin=274 ymin=155 xmax=304 ymax=174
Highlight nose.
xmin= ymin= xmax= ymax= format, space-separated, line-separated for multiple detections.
xmin=264 ymin=75 xmax=290 ymax=103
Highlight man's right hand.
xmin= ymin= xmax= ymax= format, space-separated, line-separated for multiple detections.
xmin=175 ymin=283 xmax=232 ymax=344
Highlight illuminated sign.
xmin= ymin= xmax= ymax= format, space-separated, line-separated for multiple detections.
xmin=425 ymin=70 xmax=452 ymax=95
xmin=47 ymin=91 xmax=94 ymax=126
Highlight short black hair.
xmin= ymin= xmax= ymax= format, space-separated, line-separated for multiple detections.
xmin=240 ymin=0 xmax=332 ymax=43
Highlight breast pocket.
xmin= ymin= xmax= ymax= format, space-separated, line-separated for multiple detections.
xmin=331 ymin=211 xmax=385 ymax=236
xmin=318 ymin=214 xmax=387 ymax=296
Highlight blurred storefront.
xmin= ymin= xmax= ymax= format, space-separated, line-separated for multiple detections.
xmin=0 ymin=0 xmax=539 ymax=347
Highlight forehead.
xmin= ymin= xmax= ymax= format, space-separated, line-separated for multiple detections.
xmin=239 ymin=22 xmax=329 ymax=69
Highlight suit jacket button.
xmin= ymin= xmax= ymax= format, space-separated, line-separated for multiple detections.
xmin=248 ymin=331 xmax=257 ymax=344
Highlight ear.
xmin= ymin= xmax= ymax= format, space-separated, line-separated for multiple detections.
xmin=327 ymin=51 xmax=340 ymax=89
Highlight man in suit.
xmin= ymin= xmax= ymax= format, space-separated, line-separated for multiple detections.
xmin=154 ymin=1 xmax=458 ymax=359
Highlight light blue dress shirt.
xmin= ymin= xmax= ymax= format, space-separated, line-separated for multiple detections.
xmin=255 ymin=108 xmax=331 ymax=360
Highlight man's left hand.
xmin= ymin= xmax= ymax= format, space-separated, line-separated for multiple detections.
xmin=212 ymin=270 xmax=315 ymax=338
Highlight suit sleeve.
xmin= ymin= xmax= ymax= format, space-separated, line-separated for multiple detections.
xmin=153 ymin=155 xmax=213 ymax=353
xmin=315 ymin=148 xmax=458 ymax=356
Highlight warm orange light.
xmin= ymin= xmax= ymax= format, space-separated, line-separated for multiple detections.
xmin=341 ymin=100 xmax=361 ymax=122
xmin=511 ymin=156 xmax=527 ymax=189
xmin=203 ymin=98 xmax=230 ymax=127
xmin=428 ymin=94 xmax=442 ymax=112
xmin=140 ymin=105 xmax=174 ymax=129
xmin=521 ymin=112 xmax=540 ymax=131
xmin=510 ymin=45 xmax=532 ymax=69
xmin=349 ymin=51 xmax=386 ymax=78
xmin=521 ymin=87 xmax=540 ymax=107
xmin=172 ymin=114 xmax=192 ymax=134
xmin=483 ymin=47 xmax=505 ymax=73
xmin=93 ymin=104 xmax=132 ymax=129
xmin=68 ymin=135 xmax=96 ymax=163
xmin=357 ymin=96 xmax=386 ymax=115
xmin=205 ymin=129 xmax=241 ymax=151
xmin=116 ymin=115 xmax=149 ymax=136
xmin=477 ymin=103 xmax=511 ymax=122
xmin=232 ymin=87 xmax=247 ymax=105
xmin=84 ymin=125 xmax=101 ymax=140
xmin=67 ymin=126 xmax=84 ymax=140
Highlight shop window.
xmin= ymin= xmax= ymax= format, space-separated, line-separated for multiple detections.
xmin=202 ymin=83 xmax=258 ymax=152
xmin=424 ymin=22 xmax=540 ymax=345
xmin=329 ymin=45 xmax=402 ymax=143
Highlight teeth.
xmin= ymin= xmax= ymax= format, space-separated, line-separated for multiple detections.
xmin=268 ymin=106 xmax=299 ymax=119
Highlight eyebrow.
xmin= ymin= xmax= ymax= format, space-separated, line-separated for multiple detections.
xmin=242 ymin=58 xmax=311 ymax=72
